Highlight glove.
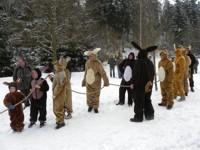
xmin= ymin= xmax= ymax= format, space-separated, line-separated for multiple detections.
xmin=8 ymin=104 xmax=15 ymax=110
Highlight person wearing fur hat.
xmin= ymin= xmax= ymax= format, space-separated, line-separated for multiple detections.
xmin=158 ymin=50 xmax=174 ymax=109
xmin=130 ymin=42 xmax=157 ymax=122
xmin=3 ymin=82 xmax=25 ymax=132
xmin=174 ymin=47 xmax=186 ymax=101
xmin=28 ymin=68 xmax=49 ymax=128
xmin=182 ymin=49 xmax=191 ymax=96
xmin=116 ymin=52 xmax=135 ymax=106
xmin=13 ymin=56 xmax=32 ymax=108
xmin=82 ymin=48 xmax=109 ymax=113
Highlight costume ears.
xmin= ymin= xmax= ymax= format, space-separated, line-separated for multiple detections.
xmin=131 ymin=41 xmax=142 ymax=50
xmin=131 ymin=41 xmax=157 ymax=52
xmin=145 ymin=46 xmax=158 ymax=52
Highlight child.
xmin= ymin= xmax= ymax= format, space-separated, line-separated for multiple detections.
xmin=3 ymin=82 xmax=25 ymax=132
xmin=28 ymin=68 xmax=49 ymax=128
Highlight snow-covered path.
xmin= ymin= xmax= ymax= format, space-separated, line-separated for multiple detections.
xmin=0 ymin=66 xmax=200 ymax=150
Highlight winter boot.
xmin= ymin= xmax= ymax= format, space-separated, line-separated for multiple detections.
xmin=167 ymin=105 xmax=173 ymax=110
xmin=55 ymin=122 xmax=65 ymax=129
xmin=94 ymin=108 xmax=99 ymax=113
xmin=145 ymin=115 xmax=154 ymax=121
xmin=28 ymin=122 xmax=35 ymax=128
xmin=178 ymin=96 xmax=186 ymax=102
xmin=116 ymin=102 xmax=124 ymax=105
xmin=130 ymin=117 xmax=143 ymax=122
xmin=65 ymin=113 xmax=72 ymax=119
xmin=191 ymin=87 xmax=195 ymax=92
xmin=40 ymin=121 xmax=45 ymax=128
xmin=158 ymin=103 xmax=166 ymax=106
xmin=88 ymin=107 xmax=93 ymax=112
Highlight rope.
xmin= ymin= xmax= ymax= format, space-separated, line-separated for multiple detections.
xmin=71 ymin=87 xmax=105 ymax=95
xmin=0 ymin=75 xmax=50 ymax=115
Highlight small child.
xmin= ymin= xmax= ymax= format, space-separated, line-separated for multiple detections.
xmin=28 ymin=68 xmax=49 ymax=128
xmin=3 ymin=82 xmax=25 ymax=132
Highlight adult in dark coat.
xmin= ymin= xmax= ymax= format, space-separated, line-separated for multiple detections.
xmin=108 ymin=56 xmax=116 ymax=78
xmin=187 ymin=49 xmax=196 ymax=92
xmin=13 ymin=56 xmax=32 ymax=107
xmin=130 ymin=42 xmax=157 ymax=122
xmin=116 ymin=52 xmax=135 ymax=106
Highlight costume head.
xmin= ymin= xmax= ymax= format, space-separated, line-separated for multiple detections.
xmin=131 ymin=41 xmax=157 ymax=59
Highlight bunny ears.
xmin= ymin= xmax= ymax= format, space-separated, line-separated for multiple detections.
xmin=131 ymin=41 xmax=157 ymax=52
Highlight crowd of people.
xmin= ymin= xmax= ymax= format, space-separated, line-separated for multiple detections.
xmin=2 ymin=43 xmax=199 ymax=132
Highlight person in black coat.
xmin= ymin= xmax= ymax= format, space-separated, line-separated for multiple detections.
xmin=116 ymin=52 xmax=135 ymax=106
xmin=108 ymin=56 xmax=116 ymax=78
xmin=130 ymin=42 xmax=157 ymax=122
xmin=29 ymin=68 xmax=49 ymax=128
xmin=187 ymin=48 xmax=196 ymax=92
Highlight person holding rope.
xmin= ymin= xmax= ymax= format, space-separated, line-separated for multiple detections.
xmin=28 ymin=68 xmax=49 ymax=128
xmin=116 ymin=52 xmax=135 ymax=106
xmin=130 ymin=42 xmax=157 ymax=122
xmin=3 ymin=82 xmax=25 ymax=132
xmin=82 ymin=48 xmax=109 ymax=113
xmin=13 ymin=55 xmax=32 ymax=108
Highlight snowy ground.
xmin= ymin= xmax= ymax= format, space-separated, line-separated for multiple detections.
xmin=0 ymin=64 xmax=200 ymax=150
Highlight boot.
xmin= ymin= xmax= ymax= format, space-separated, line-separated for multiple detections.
xmin=116 ymin=102 xmax=124 ymax=105
xmin=55 ymin=122 xmax=65 ymax=129
xmin=145 ymin=115 xmax=154 ymax=121
xmin=88 ymin=107 xmax=93 ymax=112
xmin=178 ymin=96 xmax=185 ymax=102
xmin=191 ymin=87 xmax=195 ymax=92
xmin=130 ymin=116 xmax=143 ymax=122
xmin=40 ymin=121 xmax=45 ymax=128
xmin=65 ymin=113 xmax=72 ymax=119
xmin=94 ymin=108 xmax=99 ymax=113
xmin=167 ymin=105 xmax=173 ymax=110
xmin=28 ymin=122 xmax=35 ymax=128
xmin=158 ymin=103 xmax=166 ymax=106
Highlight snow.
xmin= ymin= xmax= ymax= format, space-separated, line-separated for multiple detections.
xmin=1 ymin=64 xmax=200 ymax=150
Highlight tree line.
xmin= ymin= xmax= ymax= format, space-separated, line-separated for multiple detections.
xmin=0 ymin=0 xmax=200 ymax=76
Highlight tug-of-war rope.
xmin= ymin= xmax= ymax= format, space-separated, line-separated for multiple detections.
xmin=0 ymin=73 xmax=159 ymax=114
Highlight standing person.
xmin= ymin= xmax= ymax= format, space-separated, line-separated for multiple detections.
xmin=82 ymin=48 xmax=109 ymax=113
xmin=194 ymin=59 xmax=199 ymax=74
xmin=116 ymin=52 xmax=135 ymax=106
xmin=52 ymin=57 xmax=70 ymax=129
xmin=3 ymin=82 xmax=25 ymax=132
xmin=158 ymin=50 xmax=174 ymax=109
xmin=174 ymin=47 xmax=186 ymax=101
xmin=28 ymin=68 xmax=49 ymax=128
xmin=130 ymin=41 xmax=157 ymax=122
xmin=60 ymin=57 xmax=73 ymax=119
xmin=13 ymin=56 xmax=32 ymax=107
xmin=108 ymin=56 xmax=116 ymax=78
xmin=187 ymin=48 xmax=196 ymax=92
xmin=182 ymin=49 xmax=191 ymax=96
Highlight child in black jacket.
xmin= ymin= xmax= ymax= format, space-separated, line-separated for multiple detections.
xmin=29 ymin=68 xmax=49 ymax=128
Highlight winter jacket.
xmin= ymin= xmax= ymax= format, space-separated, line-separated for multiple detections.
xmin=13 ymin=65 xmax=32 ymax=91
